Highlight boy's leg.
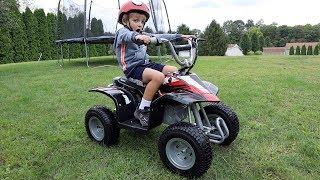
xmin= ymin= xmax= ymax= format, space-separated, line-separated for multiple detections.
xmin=141 ymin=68 xmax=165 ymax=101
xmin=134 ymin=68 xmax=165 ymax=127
xmin=162 ymin=65 xmax=178 ymax=75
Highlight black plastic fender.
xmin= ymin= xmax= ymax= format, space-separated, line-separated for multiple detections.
xmin=89 ymin=86 xmax=137 ymax=123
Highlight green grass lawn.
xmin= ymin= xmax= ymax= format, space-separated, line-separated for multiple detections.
xmin=1 ymin=55 xmax=319 ymax=179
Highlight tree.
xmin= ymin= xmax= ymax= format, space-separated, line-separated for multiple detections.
xmin=304 ymin=24 xmax=320 ymax=42
xmin=295 ymin=46 xmax=301 ymax=55
xmin=245 ymin=19 xmax=254 ymax=30
xmin=264 ymin=36 xmax=272 ymax=47
xmin=177 ymin=24 xmax=191 ymax=35
xmin=251 ymin=32 xmax=260 ymax=52
xmin=222 ymin=20 xmax=245 ymax=44
xmin=9 ymin=3 xmax=28 ymax=62
xmin=307 ymin=46 xmax=313 ymax=55
xmin=176 ymin=24 xmax=192 ymax=46
xmin=34 ymin=9 xmax=50 ymax=60
xmin=90 ymin=18 xmax=107 ymax=57
xmin=201 ymin=20 xmax=227 ymax=56
xmin=277 ymin=38 xmax=286 ymax=47
xmin=22 ymin=7 xmax=38 ymax=61
xmin=260 ymin=24 xmax=279 ymax=47
xmin=278 ymin=25 xmax=289 ymax=39
xmin=47 ymin=12 xmax=60 ymax=59
xmin=240 ymin=33 xmax=251 ymax=55
xmin=259 ymin=35 xmax=265 ymax=50
xmin=301 ymin=45 xmax=306 ymax=55
xmin=191 ymin=29 xmax=201 ymax=36
xmin=0 ymin=0 xmax=16 ymax=63
xmin=291 ymin=25 xmax=305 ymax=42
xmin=0 ymin=28 xmax=14 ymax=64
xmin=289 ymin=46 xmax=294 ymax=55
xmin=256 ymin=19 xmax=265 ymax=27
xmin=314 ymin=45 xmax=319 ymax=55
xmin=248 ymin=27 xmax=263 ymax=51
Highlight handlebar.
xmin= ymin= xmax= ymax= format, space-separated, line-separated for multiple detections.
xmin=139 ymin=36 xmax=204 ymax=74
xmin=153 ymin=37 xmax=202 ymax=69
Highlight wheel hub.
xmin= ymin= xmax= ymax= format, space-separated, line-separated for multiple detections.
xmin=166 ymin=138 xmax=195 ymax=170
xmin=88 ymin=116 xmax=105 ymax=141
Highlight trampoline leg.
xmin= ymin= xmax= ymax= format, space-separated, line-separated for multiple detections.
xmin=85 ymin=42 xmax=90 ymax=67
xmin=58 ymin=44 xmax=64 ymax=67
xmin=68 ymin=44 xmax=71 ymax=61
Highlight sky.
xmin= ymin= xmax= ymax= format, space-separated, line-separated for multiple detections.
xmin=26 ymin=0 xmax=320 ymax=32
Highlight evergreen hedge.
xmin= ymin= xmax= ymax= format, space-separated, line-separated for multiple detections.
xmin=301 ymin=45 xmax=306 ymax=55
xmin=307 ymin=46 xmax=313 ymax=55
xmin=295 ymin=46 xmax=301 ymax=55
xmin=289 ymin=46 xmax=294 ymax=55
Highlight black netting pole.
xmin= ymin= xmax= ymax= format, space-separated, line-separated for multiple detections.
xmin=149 ymin=0 xmax=158 ymax=33
xmin=162 ymin=0 xmax=171 ymax=33
xmin=56 ymin=0 xmax=64 ymax=66
xmin=115 ymin=0 xmax=121 ymax=33
xmin=83 ymin=0 xmax=90 ymax=67
xmin=88 ymin=0 xmax=93 ymax=31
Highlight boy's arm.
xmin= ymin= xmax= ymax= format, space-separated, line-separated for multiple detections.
xmin=117 ymin=28 xmax=140 ymax=44
xmin=152 ymin=33 xmax=182 ymax=41
xmin=143 ymin=32 xmax=194 ymax=41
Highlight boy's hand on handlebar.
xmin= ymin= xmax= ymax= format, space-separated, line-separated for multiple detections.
xmin=135 ymin=34 xmax=151 ymax=44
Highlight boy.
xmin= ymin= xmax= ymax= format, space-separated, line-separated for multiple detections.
xmin=114 ymin=0 xmax=192 ymax=127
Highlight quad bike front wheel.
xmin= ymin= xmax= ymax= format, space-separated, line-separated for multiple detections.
xmin=158 ymin=122 xmax=212 ymax=177
xmin=201 ymin=102 xmax=239 ymax=146
xmin=85 ymin=106 xmax=120 ymax=146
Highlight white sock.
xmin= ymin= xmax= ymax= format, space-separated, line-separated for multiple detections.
xmin=139 ymin=98 xmax=151 ymax=110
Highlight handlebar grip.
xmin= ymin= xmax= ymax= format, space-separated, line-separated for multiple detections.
xmin=173 ymin=44 xmax=192 ymax=51
xmin=150 ymin=37 xmax=158 ymax=44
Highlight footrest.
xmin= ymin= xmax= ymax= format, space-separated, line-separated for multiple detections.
xmin=118 ymin=118 xmax=149 ymax=134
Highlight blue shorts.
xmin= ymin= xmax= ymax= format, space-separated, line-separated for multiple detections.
xmin=125 ymin=62 xmax=165 ymax=80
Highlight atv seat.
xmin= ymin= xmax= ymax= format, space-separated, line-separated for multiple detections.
xmin=112 ymin=76 xmax=146 ymax=97
xmin=114 ymin=76 xmax=146 ymax=87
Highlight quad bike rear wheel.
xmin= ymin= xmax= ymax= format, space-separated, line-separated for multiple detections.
xmin=85 ymin=106 xmax=120 ymax=146
xmin=158 ymin=122 xmax=212 ymax=177
xmin=201 ymin=102 xmax=239 ymax=146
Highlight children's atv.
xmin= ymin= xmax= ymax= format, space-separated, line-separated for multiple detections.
xmin=85 ymin=37 xmax=239 ymax=177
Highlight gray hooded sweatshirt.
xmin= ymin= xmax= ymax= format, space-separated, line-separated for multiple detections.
xmin=113 ymin=27 xmax=182 ymax=76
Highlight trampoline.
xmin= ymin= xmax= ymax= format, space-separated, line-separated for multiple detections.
xmin=55 ymin=0 xmax=172 ymax=67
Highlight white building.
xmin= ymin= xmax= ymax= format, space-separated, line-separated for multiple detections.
xmin=225 ymin=44 xmax=244 ymax=56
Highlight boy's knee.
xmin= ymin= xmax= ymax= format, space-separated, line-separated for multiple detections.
xmin=154 ymin=73 xmax=165 ymax=83
xmin=163 ymin=66 xmax=178 ymax=74
xmin=172 ymin=66 xmax=178 ymax=72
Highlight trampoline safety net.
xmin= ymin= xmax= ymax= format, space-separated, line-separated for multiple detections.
xmin=55 ymin=0 xmax=172 ymax=67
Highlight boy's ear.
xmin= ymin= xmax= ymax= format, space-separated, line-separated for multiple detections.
xmin=122 ymin=14 xmax=128 ymax=25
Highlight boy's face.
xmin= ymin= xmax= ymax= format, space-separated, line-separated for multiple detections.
xmin=126 ymin=12 xmax=147 ymax=32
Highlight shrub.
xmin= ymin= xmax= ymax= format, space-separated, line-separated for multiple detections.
xmin=247 ymin=51 xmax=255 ymax=55
xmin=301 ymin=45 xmax=306 ymax=55
xmin=295 ymin=46 xmax=301 ymax=55
xmin=289 ymin=46 xmax=294 ymax=55
xmin=314 ymin=45 xmax=319 ymax=55
xmin=307 ymin=46 xmax=313 ymax=55
xmin=254 ymin=51 xmax=262 ymax=55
